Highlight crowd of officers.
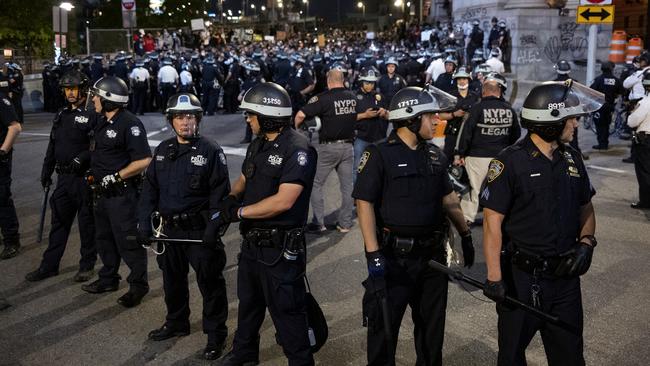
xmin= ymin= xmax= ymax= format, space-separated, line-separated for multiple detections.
xmin=2 ymin=30 xmax=650 ymax=365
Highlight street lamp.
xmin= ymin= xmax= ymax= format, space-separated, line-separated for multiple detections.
xmin=58 ymin=2 xmax=74 ymax=55
xmin=302 ymin=0 xmax=309 ymax=17
xmin=357 ymin=1 xmax=365 ymax=17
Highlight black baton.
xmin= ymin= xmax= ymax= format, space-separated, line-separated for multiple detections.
xmin=37 ymin=185 xmax=51 ymax=243
xmin=427 ymin=260 xmax=580 ymax=335
xmin=126 ymin=236 xmax=203 ymax=244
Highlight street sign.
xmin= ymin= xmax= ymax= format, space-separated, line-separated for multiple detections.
xmin=52 ymin=6 xmax=69 ymax=33
xmin=579 ymin=0 xmax=612 ymax=5
xmin=577 ymin=5 xmax=614 ymax=24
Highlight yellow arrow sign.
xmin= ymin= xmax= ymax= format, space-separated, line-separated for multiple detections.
xmin=577 ymin=5 xmax=614 ymax=24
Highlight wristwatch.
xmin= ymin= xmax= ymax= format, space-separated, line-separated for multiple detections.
xmin=579 ymin=235 xmax=597 ymax=247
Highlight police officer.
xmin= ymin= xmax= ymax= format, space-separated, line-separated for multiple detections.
xmin=287 ymin=56 xmax=315 ymax=114
xmin=158 ymin=58 xmax=179 ymax=112
xmin=353 ymin=85 xmax=475 ymax=366
xmin=238 ymin=60 xmax=265 ymax=144
xmin=273 ymin=52 xmax=292 ymax=88
xmin=295 ymin=69 xmax=357 ymax=233
xmin=404 ymin=50 xmax=425 ymax=87
xmin=0 ymin=76 xmax=22 ymax=259
xmin=354 ymin=67 xmax=388 ymax=182
xmin=377 ymin=58 xmax=406 ymax=105
xmin=438 ymin=67 xmax=480 ymax=159
xmin=223 ymin=55 xmax=242 ymax=114
xmin=26 ymin=70 xmax=97 ymax=282
xmin=554 ymin=60 xmax=572 ymax=82
xmin=138 ymin=93 xmax=230 ymax=360
xmin=481 ymin=79 xmax=602 ymax=366
xmin=201 ymin=56 xmax=223 ymax=116
xmin=470 ymin=63 xmax=491 ymax=95
xmin=90 ymin=53 xmax=105 ymax=84
xmin=455 ymin=72 xmax=521 ymax=224
xmin=215 ymin=82 xmax=317 ymax=365
xmin=626 ymin=69 xmax=650 ymax=209
xmin=5 ymin=63 xmax=24 ymax=123
xmin=147 ymin=53 xmax=161 ymax=112
xmin=589 ymin=62 xmax=623 ymax=150
xmin=467 ymin=20 xmax=484 ymax=67
xmin=425 ymin=51 xmax=445 ymax=84
xmin=497 ymin=20 xmax=512 ymax=73
xmin=129 ymin=59 xmax=150 ymax=116
xmin=486 ymin=48 xmax=505 ymax=74
xmin=82 ymin=76 xmax=151 ymax=308
xmin=179 ymin=63 xmax=194 ymax=94
xmin=434 ymin=56 xmax=458 ymax=94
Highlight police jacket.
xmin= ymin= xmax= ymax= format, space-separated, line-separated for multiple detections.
xmin=404 ymin=59 xmax=425 ymax=86
xmin=377 ymin=73 xmax=406 ymax=102
xmin=469 ymin=28 xmax=484 ymax=47
xmin=479 ymin=135 xmax=594 ymax=256
xmin=42 ymin=107 xmax=98 ymax=177
xmin=273 ymin=59 xmax=292 ymax=87
xmin=301 ymin=87 xmax=358 ymax=142
xmin=434 ymin=72 xmax=456 ymax=94
xmin=590 ymin=73 xmax=623 ymax=105
xmin=138 ymin=136 xmax=231 ymax=229
xmin=202 ymin=63 xmax=224 ymax=86
xmin=456 ymin=96 xmax=520 ymax=157
xmin=352 ymin=132 xmax=454 ymax=236
xmin=355 ymin=89 xmax=388 ymax=142
xmin=91 ymin=109 xmax=151 ymax=179
xmin=444 ymin=89 xmax=480 ymax=137
xmin=90 ymin=61 xmax=104 ymax=83
xmin=0 ymin=94 xmax=19 ymax=146
xmin=287 ymin=66 xmax=313 ymax=94
xmin=240 ymin=128 xmax=317 ymax=230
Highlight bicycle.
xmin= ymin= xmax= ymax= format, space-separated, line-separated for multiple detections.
xmin=582 ymin=99 xmax=627 ymax=137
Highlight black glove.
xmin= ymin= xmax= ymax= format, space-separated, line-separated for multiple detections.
xmin=569 ymin=243 xmax=594 ymax=277
xmin=40 ymin=169 xmax=53 ymax=189
xmin=203 ymin=211 xmax=229 ymax=246
xmin=460 ymin=231 xmax=475 ymax=268
xmin=0 ymin=149 xmax=9 ymax=164
xmin=100 ymin=172 xmax=125 ymax=196
xmin=70 ymin=157 xmax=83 ymax=174
xmin=366 ymin=250 xmax=387 ymax=278
xmin=136 ymin=229 xmax=152 ymax=248
xmin=220 ymin=195 xmax=242 ymax=223
xmin=483 ymin=279 xmax=506 ymax=303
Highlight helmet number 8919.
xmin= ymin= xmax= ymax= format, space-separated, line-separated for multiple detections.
xmin=547 ymin=102 xmax=565 ymax=110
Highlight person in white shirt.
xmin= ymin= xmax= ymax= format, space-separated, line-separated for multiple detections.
xmin=485 ymin=48 xmax=505 ymax=74
xmin=157 ymin=58 xmax=179 ymax=111
xmin=425 ymin=51 xmax=446 ymax=83
xmin=623 ymin=54 xmax=650 ymax=102
xmin=179 ymin=64 xmax=194 ymax=94
xmin=129 ymin=59 xmax=150 ymax=115
xmin=626 ymin=68 xmax=650 ymax=210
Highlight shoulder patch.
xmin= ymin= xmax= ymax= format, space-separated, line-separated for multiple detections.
xmin=375 ymin=94 xmax=382 ymax=102
xmin=357 ymin=94 xmax=363 ymax=100
xmin=308 ymin=96 xmax=318 ymax=104
xmin=357 ymin=151 xmax=371 ymax=173
xmin=219 ymin=151 xmax=227 ymax=165
xmin=297 ymin=151 xmax=308 ymax=166
xmin=487 ymin=159 xmax=504 ymax=183
xmin=131 ymin=126 xmax=141 ymax=136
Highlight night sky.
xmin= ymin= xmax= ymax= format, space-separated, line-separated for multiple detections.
xmin=220 ymin=0 xmax=358 ymax=22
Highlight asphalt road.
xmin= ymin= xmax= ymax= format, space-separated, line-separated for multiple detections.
xmin=0 ymin=111 xmax=648 ymax=366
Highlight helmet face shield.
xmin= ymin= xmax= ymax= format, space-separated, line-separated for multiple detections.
xmin=171 ymin=113 xmax=199 ymax=139
xmin=565 ymin=80 xmax=605 ymax=115
xmin=388 ymin=86 xmax=457 ymax=121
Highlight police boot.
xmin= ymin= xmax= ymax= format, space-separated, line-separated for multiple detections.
xmin=148 ymin=324 xmax=190 ymax=341
xmin=25 ymin=267 xmax=59 ymax=282
xmin=0 ymin=239 xmax=20 ymax=259
xmin=73 ymin=269 xmax=95 ymax=283
xmin=117 ymin=288 xmax=148 ymax=308
xmin=215 ymin=351 xmax=259 ymax=366
xmin=203 ymin=333 xmax=226 ymax=360
xmin=81 ymin=279 xmax=119 ymax=294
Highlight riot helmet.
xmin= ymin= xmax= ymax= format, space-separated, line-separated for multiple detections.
xmin=453 ymin=67 xmax=471 ymax=80
xmin=388 ymin=86 xmax=457 ymax=139
xmin=60 ymin=69 xmax=90 ymax=104
xmin=166 ymin=93 xmax=203 ymax=140
xmin=484 ymin=72 xmax=507 ymax=92
xmin=359 ymin=66 xmax=381 ymax=83
xmin=239 ymin=82 xmax=292 ymax=133
xmin=520 ymin=79 xmax=604 ymax=142
xmin=554 ymin=60 xmax=571 ymax=75
xmin=90 ymin=76 xmax=129 ymax=113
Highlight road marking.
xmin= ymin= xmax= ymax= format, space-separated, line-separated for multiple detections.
xmin=586 ymin=165 xmax=627 ymax=174
xmin=20 ymin=132 xmax=50 ymax=137
xmin=147 ymin=126 xmax=168 ymax=138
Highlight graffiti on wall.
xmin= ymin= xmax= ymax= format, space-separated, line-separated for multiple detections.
xmin=543 ymin=22 xmax=588 ymax=63
xmin=460 ymin=7 xmax=488 ymax=21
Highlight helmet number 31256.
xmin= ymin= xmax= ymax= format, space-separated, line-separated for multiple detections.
xmin=263 ymin=97 xmax=282 ymax=105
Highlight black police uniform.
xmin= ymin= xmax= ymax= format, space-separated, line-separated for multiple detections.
xmin=91 ymin=60 xmax=105 ymax=84
xmin=201 ymin=63 xmax=223 ymax=115
xmin=479 ymin=135 xmax=594 ymax=366
xmin=113 ymin=60 xmax=130 ymax=86
xmin=590 ymin=72 xmax=623 ymax=148
xmin=489 ymin=25 xmax=501 ymax=48
xmin=498 ymin=27 xmax=512 ymax=72
xmin=131 ymin=67 xmax=149 ymax=116
xmin=377 ymin=73 xmax=406 ymax=103
xmin=231 ymin=128 xmax=317 ymax=365
xmin=223 ymin=62 xmax=241 ymax=114
xmin=273 ymin=58 xmax=292 ymax=87
xmin=456 ymin=95 xmax=521 ymax=158
xmin=434 ymin=71 xmax=456 ymax=94
xmin=148 ymin=59 xmax=161 ymax=112
xmin=355 ymin=90 xmax=388 ymax=144
xmin=442 ymin=89 xmax=480 ymax=159
xmin=352 ymin=132 xmax=454 ymax=366
xmin=287 ymin=66 xmax=314 ymax=113
xmin=91 ymin=109 xmax=150 ymax=293
xmin=139 ymin=137 xmax=230 ymax=342
xmin=7 ymin=68 xmax=24 ymax=123
xmin=404 ymin=58 xmax=425 ymax=87
xmin=39 ymin=107 xmax=98 ymax=273
xmin=467 ymin=27 xmax=484 ymax=66
xmin=0 ymin=95 xmax=21 ymax=252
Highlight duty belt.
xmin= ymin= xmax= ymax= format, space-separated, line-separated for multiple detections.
xmin=162 ymin=212 xmax=206 ymax=231
xmin=244 ymin=227 xmax=303 ymax=249
xmin=55 ymin=162 xmax=81 ymax=175
xmin=319 ymin=139 xmax=353 ymax=144
xmin=510 ymin=249 xmax=563 ymax=275
xmin=633 ymin=131 xmax=649 ymax=145
xmin=380 ymin=230 xmax=444 ymax=256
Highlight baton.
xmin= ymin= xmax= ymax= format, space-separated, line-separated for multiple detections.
xmin=37 ymin=185 xmax=50 ymax=243
xmin=381 ymin=295 xmax=396 ymax=366
xmin=427 ymin=260 xmax=580 ymax=335
xmin=126 ymin=236 xmax=203 ymax=244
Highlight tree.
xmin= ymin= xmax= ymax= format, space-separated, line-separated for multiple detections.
xmin=0 ymin=0 xmax=58 ymax=59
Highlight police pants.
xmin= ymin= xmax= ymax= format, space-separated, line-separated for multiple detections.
xmin=156 ymin=229 xmax=228 ymax=337
xmin=0 ymin=154 xmax=19 ymax=245
xmin=460 ymin=156 xmax=492 ymax=222
xmin=594 ymin=104 xmax=613 ymax=148
xmin=633 ymin=139 xmax=650 ymax=206
xmin=497 ymin=263 xmax=584 ymax=366
xmin=443 ymin=133 xmax=458 ymax=162
xmin=201 ymin=84 xmax=218 ymax=115
xmin=40 ymin=174 xmax=96 ymax=272
xmin=232 ymin=241 xmax=313 ymax=365
xmin=364 ymin=249 xmax=448 ymax=366
xmin=310 ymin=142 xmax=354 ymax=229
xmin=160 ymin=84 xmax=176 ymax=112
xmin=94 ymin=186 xmax=148 ymax=292
xmin=223 ymin=82 xmax=240 ymax=113
xmin=132 ymin=87 xmax=147 ymax=115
